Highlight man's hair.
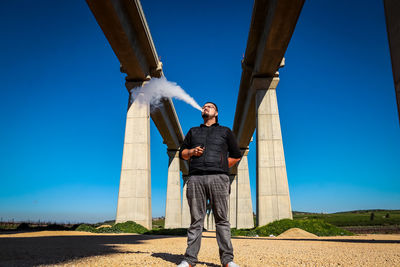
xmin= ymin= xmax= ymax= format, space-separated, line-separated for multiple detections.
xmin=204 ymin=101 xmax=218 ymax=122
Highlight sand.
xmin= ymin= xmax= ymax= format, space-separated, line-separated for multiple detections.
xmin=277 ymin=228 xmax=318 ymax=238
xmin=0 ymin=230 xmax=399 ymax=266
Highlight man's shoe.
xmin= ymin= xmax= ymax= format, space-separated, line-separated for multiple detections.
xmin=225 ymin=262 xmax=240 ymax=267
xmin=177 ymin=260 xmax=192 ymax=267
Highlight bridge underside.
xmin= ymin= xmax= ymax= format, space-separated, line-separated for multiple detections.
xmin=87 ymin=0 xmax=320 ymax=229
xmin=384 ymin=0 xmax=400 ymax=123
xmin=231 ymin=0 xmax=304 ymax=227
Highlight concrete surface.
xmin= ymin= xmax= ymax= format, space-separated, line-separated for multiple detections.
xmin=116 ymin=84 xmax=152 ymax=229
xmin=255 ymin=77 xmax=292 ymax=226
xmin=165 ymin=150 xmax=182 ymax=229
xmin=236 ymin=149 xmax=255 ymax=229
xmin=181 ymin=177 xmax=191 ymax=228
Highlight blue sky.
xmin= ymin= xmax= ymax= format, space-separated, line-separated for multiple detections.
xmin=0 ymin=0 xmax=399 ymax=223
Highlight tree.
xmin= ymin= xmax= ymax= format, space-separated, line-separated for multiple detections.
xmin=370 ymin=212 xmax=375 ymax=221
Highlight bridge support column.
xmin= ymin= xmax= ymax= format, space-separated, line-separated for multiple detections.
xmin=181 ymin=176 xmax=191 ymax=228
xmin=205 ymin=211 xmax=215 ymax=230
xmin=229 ymin=174 xmax=237 ymax=228
xmin=116 ymin=81 xmax=152 ymax=229
xmin=165 ymin=150 xmax=182 ymax=228
xmin=255 ymin=77 xmax=292 ymax=226
xmin=236 ymin=148 xmax=254 ymax=229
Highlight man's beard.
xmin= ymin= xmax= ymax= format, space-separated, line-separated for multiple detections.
xmin=202 ymin=113 xmax=210 ymax=119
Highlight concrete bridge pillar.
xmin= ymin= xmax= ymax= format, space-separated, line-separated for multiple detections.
xmin=164 ymin=150 xmax=182 ymax=228
xmin=181 ymin=176 xmax=191 ymax=228
xmin=116 ymin=80 xmax=152 ymax=229
xmin=205 ymin=211 xmax=215 ymax=231
xmin=236 ymin=148 xmax=254 ymax=229
xmin=229 ymin=174 xmax=237 ymax=228
xmin=254 ymin=76 xmax=292 ymax=226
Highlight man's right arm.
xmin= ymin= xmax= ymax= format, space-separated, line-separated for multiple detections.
xmin=179 ymin=129 xmax=204 ymax=160
xmin=226 ymin=129 xmax=242 ymax=167
xmin=180 ymin=148 xmax=192 ymax=160
xmin=181 ymin=147 xmax=204 ymax=160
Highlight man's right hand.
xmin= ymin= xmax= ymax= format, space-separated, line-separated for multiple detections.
xmin=190 ymin=146 xmax=204 ymax=157
xmin=181 ymin=146 xmax=204 ymax=160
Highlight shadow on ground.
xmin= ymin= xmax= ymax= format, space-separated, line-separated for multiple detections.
xmin=151 ymin=252 xmax=220 ymax=267
xmin=0 ymin=233 xmax=174 ymax=267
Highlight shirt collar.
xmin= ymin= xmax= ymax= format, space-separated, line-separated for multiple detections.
xmin=200 ymin=122 xmax=219 ymax=127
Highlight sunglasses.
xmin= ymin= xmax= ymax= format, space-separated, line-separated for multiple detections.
xmin=202 ymin=105 xmax=216 ymax=110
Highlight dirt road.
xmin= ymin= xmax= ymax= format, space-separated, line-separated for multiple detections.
xmin=0 ymin=231 xmax=399 ymax=266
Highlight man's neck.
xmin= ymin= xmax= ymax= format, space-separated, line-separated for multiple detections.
xmin=203 ymin=118 xmax=217 ymax=126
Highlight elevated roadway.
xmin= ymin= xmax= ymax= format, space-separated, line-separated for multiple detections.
xmin=86 ymin=0 xmax=188 ymax=174
xmin=231 ymin=0 xmax=304 ymax=226
xmin=86 ymin=0 xmax=188 ymax=228
xmin=232 ymin=0 xmax=304 ymax=148
xmin=384 ymin=0 xmax=400 ymax=123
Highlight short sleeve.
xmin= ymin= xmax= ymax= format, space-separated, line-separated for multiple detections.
xmin=226 ymin=129 xmax=242 ymax=159
xmin=179 ymin=129 xmax=192 ymax=160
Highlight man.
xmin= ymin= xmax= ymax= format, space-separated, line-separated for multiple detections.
xmin=177 ymin=102 xmax=241 ymax=267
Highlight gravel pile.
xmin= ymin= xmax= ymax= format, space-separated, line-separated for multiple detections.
xmin=277 ymin=228 xmax=317 ymax=238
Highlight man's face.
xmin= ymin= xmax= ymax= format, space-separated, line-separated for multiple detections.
xmin=201 ymin=103 xmax=218 ymax=120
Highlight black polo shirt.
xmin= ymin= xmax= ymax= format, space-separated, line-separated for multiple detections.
xmin=179 ymin=123 xmax=241 ymax=175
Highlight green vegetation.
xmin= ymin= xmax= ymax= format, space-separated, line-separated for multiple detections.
xmin=92 ymin=220 xmax=115 ymax=228
xmin=75 ymin=224 xmax=98 ymax=232
xmin=230 ymin=210 xmax=400 ymax=237
xmin=152 ymin=217 xmax=165 ymax=229
xmin=3 ymin=209 xmax=398 ymax=236
xmin=231 ymin=219 xmax=353 ymax=237
xmin=0 ymin=223 xmax=18 ymax=230
xmin=292 ymin=210 xmax=400 ymax=227
xmin=113 ymin=221 xmax=148 ymax=234
xmin=76 ymin=221 xmax=148 ymax=234
xmin=231 ymin=228 xmax=258 ymax=237
xmin=75 ymin=220 xmax=187 ymax=236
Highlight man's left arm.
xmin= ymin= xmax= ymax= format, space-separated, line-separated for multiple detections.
xmin=227 ymin=129 xmax=242 ymax=168
xmin=228 ymin=157 xmax=241 ymax=168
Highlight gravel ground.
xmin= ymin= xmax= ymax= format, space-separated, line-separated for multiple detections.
xmin=0 ymin=231 xmax=399 ymax=267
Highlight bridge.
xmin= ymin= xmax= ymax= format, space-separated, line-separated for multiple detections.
xmin=86 ymin=0 xmax=400 ymax=230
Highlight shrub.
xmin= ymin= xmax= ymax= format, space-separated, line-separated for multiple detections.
xmin=76 ymin=224 xmax=98 ymax=233
xmin=113 ymin=221 xmax=148 ymax=234
xmin=255 ymin=219 xmax=353 ymax=237
xmin=76 ymin=221 xmax=148 ymax=234
xmin=231 ymin=228 xmax=258 ymax=237
xmin=231 ymin=219 xmax=353 ymax=237
xmin=16 ymin=223 xmax=31 ymax=230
